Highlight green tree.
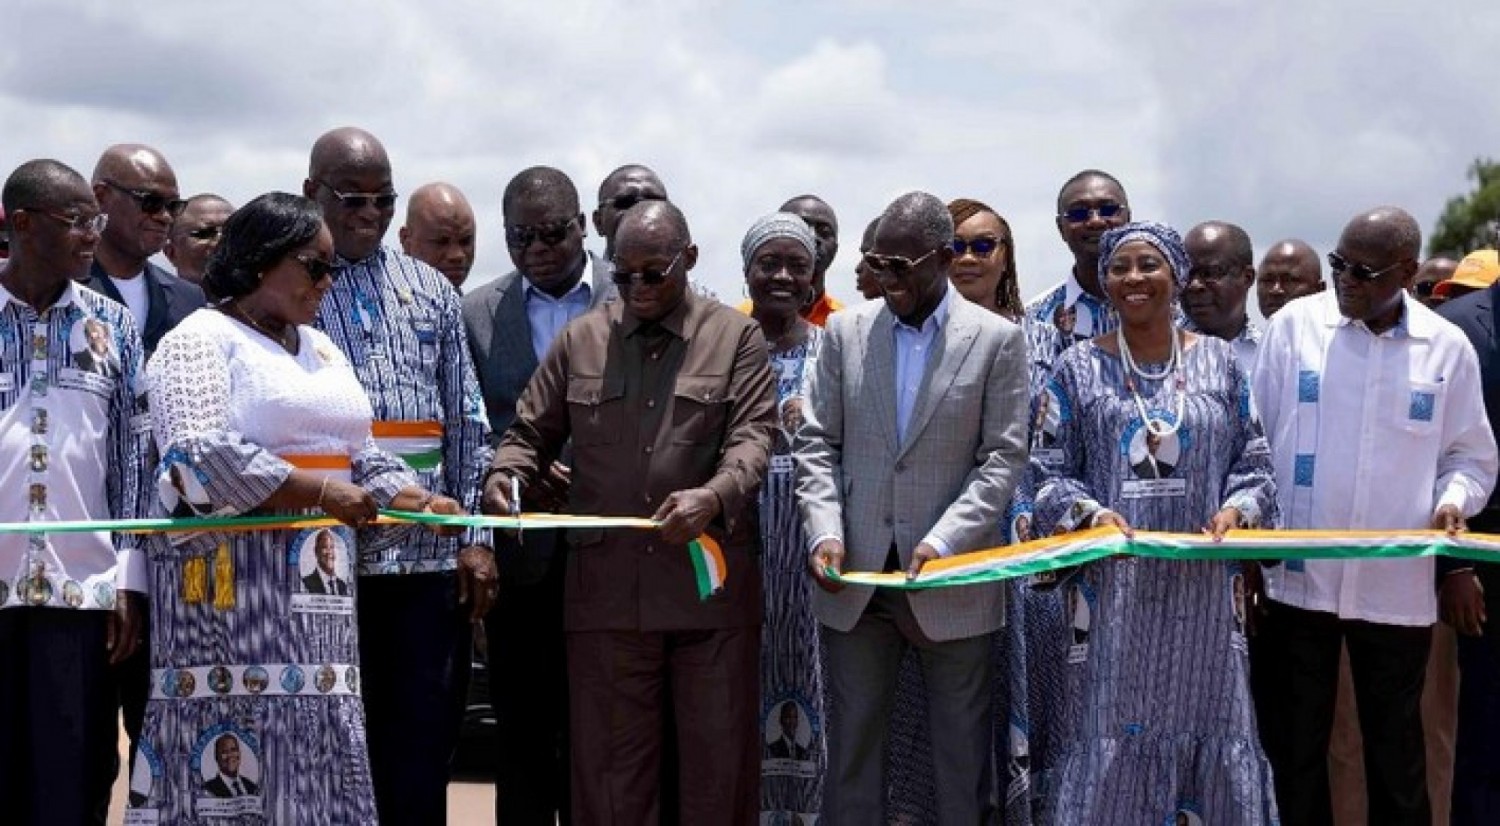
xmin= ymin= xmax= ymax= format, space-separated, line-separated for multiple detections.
xmin=1430 ymin=158 xmax=1500 ymax=257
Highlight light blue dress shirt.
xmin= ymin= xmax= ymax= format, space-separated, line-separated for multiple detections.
xmin=893 ymin=288 xmax=952 ymax=444
xmin=523 ymin=263 xmax=594 ymax=362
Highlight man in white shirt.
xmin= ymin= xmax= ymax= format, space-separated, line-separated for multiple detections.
xmin=1250 ymin=206 xmax=1499 ymax=826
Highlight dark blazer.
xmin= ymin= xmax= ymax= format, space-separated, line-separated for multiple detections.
xmin=1439 ymin=285 xmax=1500 ymax=590
xmin=203 ymin=774 xmax=259 ymax=798
xmin=301 ymin=572 xmax=349 ymax=596
xmin=85 ymin=260 xmax=206 ymax=357
xmin=462 ymin=253 xmax=616 ymax=585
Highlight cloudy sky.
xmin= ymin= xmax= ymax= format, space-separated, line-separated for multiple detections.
xmin=3 ymin=0 xmax=1497 ymax=305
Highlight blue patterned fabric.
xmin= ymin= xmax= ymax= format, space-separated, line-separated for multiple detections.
xmin=1096 ymin=222 xmax=1192 ymax=294
xmin=315 ymin=246 xmax=492 ymax=572
xmin=1030 ymin=335 xmax=1280 ymax=824
xmin=760 ymin=328 xmax=827 ymax=822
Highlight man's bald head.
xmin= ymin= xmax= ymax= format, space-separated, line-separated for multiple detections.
xmin=399 ymin=182 xmax=476 ymax=290
xmin=616 ymin=199 xmax=690 ymax=251
xmin=1413 ymin=256 xmax=1459 ymax=307
xmin=593 ymin=164 xmax=669 ymax=257
xmin=1333 ymin=206 xmax=1421 ymax=331
xmin=1256 ymin=238 xmax=1323 ymax=318
xmin=304 ymin=127 xmax=396 ymax=261
xmin=1341 ymin=206 xmax=1423 ymax=262
xmin=308 ymin=127 xmax=391 ymax=180
xmin=613 ymin=200 xmax=695 ymax=322
xmin=1183 ymin=221 xmax=1255 ymax=340
xmin=779 ymin=194 xmax=840 ymax=289
xmin=90 ymin=144 xmax=181 ymax=271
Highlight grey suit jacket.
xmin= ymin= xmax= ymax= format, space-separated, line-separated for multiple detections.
xmin=794 ymin=292 xmax=1029 ymax=642
xmin=462 ymin=252 xmax=616 ymax=584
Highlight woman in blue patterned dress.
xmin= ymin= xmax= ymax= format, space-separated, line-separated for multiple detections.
xmin=744 ymin=212 xmax=827 ymax=823
xmin=1030 ymin=222 xmax=1279 ymax=824
xmin=130 ymin=193 xmax=460 ymax=824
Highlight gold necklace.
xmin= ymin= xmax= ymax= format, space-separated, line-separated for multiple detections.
xmin=226 ymin=302 xmax=295 ymax=352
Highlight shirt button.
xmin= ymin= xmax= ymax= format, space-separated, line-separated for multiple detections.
xmin=647 ymin=399 xmax=656 ymax=408
xmin=645 ymin=545 xmax=655 ymax=555
xmin=651 ymin=352 xmax=661 ymax=360
xmin=895 ymin=462 xmax=907 ymax=473
xmin=644 ymin=445 xmax=653 ymax=454
xmin=883 ymin=516 xmax=893 ymax=526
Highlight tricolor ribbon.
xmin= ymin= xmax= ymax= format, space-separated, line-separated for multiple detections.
xmin=834 ymin=527 xmax=1500 ymax=588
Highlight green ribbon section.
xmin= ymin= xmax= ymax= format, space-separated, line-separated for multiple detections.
xmin=396 ymin=449 xmax=444 ymax=472
xmin=834 ymin=529 xmax=1500 ymax=590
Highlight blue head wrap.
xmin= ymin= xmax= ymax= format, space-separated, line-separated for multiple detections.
xmin=1096 ymin=221 xmax=1192 ymax=298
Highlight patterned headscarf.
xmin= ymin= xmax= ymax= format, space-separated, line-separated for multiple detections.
xmin=1097 ymin=221 xmax=1192 ymax=296
xmin=740 ymin=212 xmax=817 ymax=269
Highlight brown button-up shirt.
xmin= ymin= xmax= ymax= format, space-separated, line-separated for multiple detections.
xmin=492 ymin=292 xmax=776 ymax=632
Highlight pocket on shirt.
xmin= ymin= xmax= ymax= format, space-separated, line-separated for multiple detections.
xmin=1399 ymin=380 xmax=1445 ymax=435
xmin=670 ymin=375 xmax=729 ymax=445
xmin=566 ymin=376 xmax=624 ymax=446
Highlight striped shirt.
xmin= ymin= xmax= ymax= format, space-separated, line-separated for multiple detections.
xmin=315 ymin=246 xmax=492 ymax=573
xmin=0 ymin=280 xmax=151 ymax=610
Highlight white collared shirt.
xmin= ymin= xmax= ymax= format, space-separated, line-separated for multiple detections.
xmin=1252 ymin=291 xmax=1498 ymax=625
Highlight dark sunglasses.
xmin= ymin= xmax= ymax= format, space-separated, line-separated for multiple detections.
xmin=863 ymin=247 xmax=941 ymax=279
xmin=602 ymin=191 xmax=665 ymax=212
xmin=293 ymin=253 xmax=337 ymax=282
xmin=951 ymin=237 xmax=1003 ymax=258
xmin=1328 ymin=251 xmax=1405 ymax=282
xmin=611 ymin=248 xmax=684 ymax=286
xmin=316 ymin=180 xmax=398 ymax=211
xmin=752 ymin=255 xmax=812 ymax=278
xmin=185 ymin=225 xmax=224 ymax=241
xmin=101 ymin=180 xmax=187 ymax=218
xmin=505 ymin=218 xmax=577 ymax=250
xmin=1058 ymin=202 xmax=1124 ymax=224
xmin=1414 ymin=280 xmax=1437 ymax=298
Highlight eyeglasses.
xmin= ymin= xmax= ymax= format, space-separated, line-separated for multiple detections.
xmin=505 ymin=218 xmax=577 ymax=249
xmin=862 ymin=247 xmax=942 ymax=279
xmin=100 ymin=180 xmax=187 ymax=218
xmin=1187 ymin=264 xmax=1242 ymax=284
xmin=601 ymin=191 xmax=665 ymax=212
xmin=951 ymin=237 xmax=1003 ymax=258
xmin=1328 ymin=251 xmax=1406 ymax=282
xmin=292 ymin=253 xmax=337 ymax=283
xmin=1414 ymin=280 xmax=1438 ymax=298
xmin=611 ymin=248 xmax=685 ymax=286
xmin=20 ymin=208 xmax=110 ymax=234
xmin=752 ymin=256 xmax=812 ymax=278
xmin=1058 ymin=203 xmax=1124 ymax=224
xmin=316 ymin=180 xmax=398 ymax=211
xmin=185 ymin=225 xmax=224 ymax=241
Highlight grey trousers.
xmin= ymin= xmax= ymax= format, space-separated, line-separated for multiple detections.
xmin=822 ymin=588 xmax=997 ymax=826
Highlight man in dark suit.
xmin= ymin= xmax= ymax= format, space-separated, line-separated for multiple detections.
xmin=83 ymin=144 xmax=205 ymax=359
xmin=202 ymin=734 xmax=259 ymax=798
xmin=766 ymin=702 xmax=810 ymax=760
xmin=300 ymin=530 xmax=350 ymax=596
xmin=1437 ymin=254 xmax=1500 ymax=824
xmin=461 ymin=166 xmax=614 ymax=826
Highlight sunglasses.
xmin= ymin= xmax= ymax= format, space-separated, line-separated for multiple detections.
xmin=101 ymin=180 xmax=187 ymax=218
xmin=1328 ymin=251 xmax=1405 ymax=282
xmin=611 ymin=248 xmax=685 ymax=286
xmin=505 ymin=217 xmax=577 ymax=250
xmin=185 ymin=225 xmax=224 ymax=241
xmin=293 ymin=253 xmax=337 ymax=283
xmin=1414 ymin=280 xmax=1438 ymax=298
xmin=951 ymin=237 xmax=1003 ymax=258
xmin=21 ymin=208 xmax=110 ymax=234
xmin=601 ymin=191 xmax=665 ymax=212
xmin=1058 ymin=202 xmax=1124 ymax=224
xmin=862 ymin=247 xmax=942 ymax=279
xmin=316 ymin=180 xmax=398 ymax=211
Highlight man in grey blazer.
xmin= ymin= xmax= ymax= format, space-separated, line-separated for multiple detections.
xmin=461 ymin=166 xmax=615 ymax=826
xmin=796 ymin=191 xmax=1029 ymax=825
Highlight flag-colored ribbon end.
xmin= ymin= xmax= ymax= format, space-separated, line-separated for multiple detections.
xmin=687 ymin=535 xmax=726 ymax=600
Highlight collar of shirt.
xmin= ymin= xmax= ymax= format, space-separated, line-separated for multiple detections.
xmin=1322 ymin=290 xmax=1430 ymax=339
xmin=620 ymin=289 xmax=693 ymax=340
xmin=893 ymin=285 xmax=952 ymax=338
xmin=0 ymin=277 xmax=84 ymax=313
xmin=522 ymin=264 xmax=593 ymax=307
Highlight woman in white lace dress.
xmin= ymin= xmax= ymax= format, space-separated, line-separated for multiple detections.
xmin=128 ymin=192 xmax=460 ymax=824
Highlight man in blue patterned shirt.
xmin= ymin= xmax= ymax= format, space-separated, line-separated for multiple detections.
xmin=304 ymin=127 xmax=496 ymax=826
xmin=0 ymin=159 xmax=152 ymax=825
xmin=1024 ymin=169 xmax=1134 ymax=354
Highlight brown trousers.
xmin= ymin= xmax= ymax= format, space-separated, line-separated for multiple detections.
xmin=1329 ymin=624 xmax=1459 ymax=825
xmin=567 ymin=627 xmax=760 ymax=826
